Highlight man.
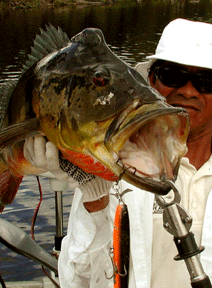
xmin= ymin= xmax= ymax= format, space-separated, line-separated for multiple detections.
xmin=24 ymin=18 xmax=212 ymax=287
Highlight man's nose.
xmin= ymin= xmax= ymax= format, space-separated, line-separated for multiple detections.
xmin=176 ymin=80 xmax=200 ymax=98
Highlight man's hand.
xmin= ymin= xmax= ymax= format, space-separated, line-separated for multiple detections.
xmin=24 ymin=136 xmax=112 ymax=209
xmin=24 ymin=135 xmax=78 ymax=189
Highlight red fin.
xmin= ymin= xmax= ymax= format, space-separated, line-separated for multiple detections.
xmin=0 ymin=171 xmax=23 ymax=212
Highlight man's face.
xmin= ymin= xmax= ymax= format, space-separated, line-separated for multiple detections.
xmin=149 ymin=61 xmax=212 ymax=139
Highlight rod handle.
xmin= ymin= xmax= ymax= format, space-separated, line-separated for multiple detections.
xmin=191 ymin=276 xmax=212 ymax=288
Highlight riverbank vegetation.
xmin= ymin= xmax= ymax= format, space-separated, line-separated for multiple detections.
xmin=0 ymin=0 xmax=112 ymax=10
xmin=0 ymin=0 xmax=210 ymax=10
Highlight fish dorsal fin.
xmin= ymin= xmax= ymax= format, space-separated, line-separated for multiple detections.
xmin=0 ymin=24 xmax=70 ymax=129
xmin=0 ymin=80 xmax=18 ymax=128
xmin=23 ymin=24 xmax=70 ymax=72
xmin=0 ymin=25 xmax=69 ymax=128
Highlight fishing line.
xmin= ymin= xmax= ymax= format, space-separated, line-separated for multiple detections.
xmin=42 ymin=266 xmax=60 ymax=288
xmin=31 ymin=176 xmax=60 ymax=288
xmin=31 ymin=176 xmax=43 ymax=240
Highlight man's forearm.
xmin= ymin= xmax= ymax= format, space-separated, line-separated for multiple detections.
xmin=83 ymin=195 xmax=109 ymax=212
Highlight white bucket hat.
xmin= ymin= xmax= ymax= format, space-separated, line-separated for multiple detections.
xmin=136 ymin=18 xmax=212 ymax=80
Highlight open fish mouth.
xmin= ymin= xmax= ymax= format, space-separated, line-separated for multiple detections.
xmin=105 ymin=101 xmax=189 ymax=195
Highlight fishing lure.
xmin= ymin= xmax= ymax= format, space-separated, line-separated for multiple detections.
xmin=113 ymin=201 xmax=130 ymax=288
xmin=109 ymin=184 xmax=132 ymax=288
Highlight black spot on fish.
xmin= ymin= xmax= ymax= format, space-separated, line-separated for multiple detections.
xmin=49 ymin=115 xmax=55 ymax=122
xmin=69 ymin=75 xmax=86 ymax=90
xmin=55 ymin=77 xmax=71 ymax=94
xmin=68 ymin=75 xmax=89 ymax=105
xmin=46 ymin=52 xmax=67 ymax=71
xmin=7 ymin=65 xmax=36 ymax=124
xmin=71 ymin=117 xmax=79 ymax=131
xmin=41 ymin=77 xmax=71 ymax=95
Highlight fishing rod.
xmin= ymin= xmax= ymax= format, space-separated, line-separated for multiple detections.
xmin=156 ymin=181 xmax=212 ymax=288
xmin=49 ymin=178 xmax=67 ymax=255
xmin=0 ymin=217 xmax=58 ymax=274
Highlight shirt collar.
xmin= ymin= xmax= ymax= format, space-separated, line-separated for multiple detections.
xmin=180 ymin=155 xmax=212 ymax=176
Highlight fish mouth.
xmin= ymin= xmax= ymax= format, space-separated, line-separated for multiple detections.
xmin=105 ymin=101 xmax=189 ymax=195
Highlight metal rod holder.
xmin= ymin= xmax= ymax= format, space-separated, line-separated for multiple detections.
xmin=49 ymin=179 xmax=68 ymax=253
xmin=156 ymin=183 xmax=212 ymax=288
xmin=55 ymin=191 xmax=64 ymax=238
xmin=54 ymin=191 xmax=64 ymax=252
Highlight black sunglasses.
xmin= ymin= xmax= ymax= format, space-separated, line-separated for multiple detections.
xmin=154 ymin=66 xmax=212 ymax=94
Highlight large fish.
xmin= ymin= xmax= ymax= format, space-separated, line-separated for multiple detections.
xmin=0 ymin=25 xmax=189 ymax=211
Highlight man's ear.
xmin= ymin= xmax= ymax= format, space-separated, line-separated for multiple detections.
xmin=148 ymin=72 xmax=156 ymax=86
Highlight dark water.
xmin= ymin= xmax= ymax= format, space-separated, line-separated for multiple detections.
xmin=1 ymin=0 xmax=212 ymax=82
xmin=1 ymin=0 xmax=212 ymax=282
xmin=1 ymin=176 xmax=74 ymax=282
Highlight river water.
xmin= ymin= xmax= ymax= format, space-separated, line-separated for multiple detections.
xmin=1 ymin=0 xmax=212 ymax=283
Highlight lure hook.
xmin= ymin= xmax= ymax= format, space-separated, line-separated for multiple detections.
xmin=104 ymin=248 xmax=128 ymax=280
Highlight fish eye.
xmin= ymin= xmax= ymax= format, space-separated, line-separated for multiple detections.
xmin=93 ymin=71 xmax=110 ymax=87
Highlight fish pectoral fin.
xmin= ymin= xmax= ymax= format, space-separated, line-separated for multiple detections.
xmin=0 ymin=171 xmax=23 ymax=212
xmin=0 ymin=118 xmax=40 ymax=151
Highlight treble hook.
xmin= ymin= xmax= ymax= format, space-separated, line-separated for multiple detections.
xmin=104 ymin=248 xmax=127 ymax=280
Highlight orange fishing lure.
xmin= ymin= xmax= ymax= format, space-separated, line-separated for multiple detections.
xmin=113 ymin=201 xmax=130 ymax=288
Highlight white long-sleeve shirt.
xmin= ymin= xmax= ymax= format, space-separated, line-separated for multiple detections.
xmin=58 ymin=156 xmax=212 ymax=287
